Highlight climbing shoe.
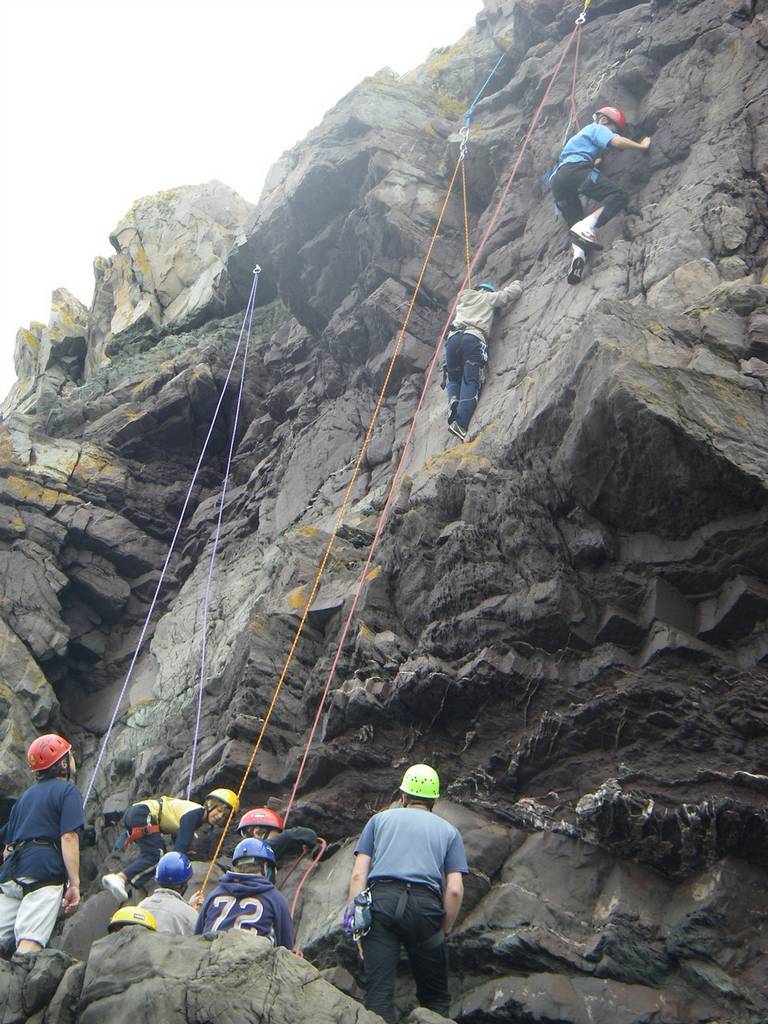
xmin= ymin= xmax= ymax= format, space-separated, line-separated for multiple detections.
xmin=448 ymin=421 xmax=467 ymax=441
xmin=567 ymin=256 xmax=585 ymax=285
xmin=102 ymin=873 xmax=129 ymax=900
xmin=447 ymin=397 xmax=458 ymax=423
xmin=569 ymin=223 xmax=603 ymax=251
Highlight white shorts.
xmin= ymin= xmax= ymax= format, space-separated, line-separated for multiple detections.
xmin=0 ymin=880 xmax=63 ymax=950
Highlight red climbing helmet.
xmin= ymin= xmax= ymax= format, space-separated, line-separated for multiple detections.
xmin=237 ymin=807 xmax=285 ymax=834
xmin=27 ymin=734 xmax=72 ymax=772
xmin=594 ymin=106 xmax=627 ymax=132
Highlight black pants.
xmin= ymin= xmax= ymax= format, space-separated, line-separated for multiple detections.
xmin=550 ymin=161 xmax=628 ymax=228
xmin=362 ymin=881 xmax=448 ymax=1024
xmin=123 ymin=804 xmax=165 ymax=882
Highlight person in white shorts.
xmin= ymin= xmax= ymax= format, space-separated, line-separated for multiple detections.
xmin=0 ymin=734 xmax=83 ymax=958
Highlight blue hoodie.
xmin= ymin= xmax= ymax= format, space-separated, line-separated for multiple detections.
xmin=195 ymin=872 xmax=293 ymax=948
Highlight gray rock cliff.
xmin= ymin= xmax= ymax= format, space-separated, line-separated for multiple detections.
xmin=2 ymin=0 xmax=768 ymax=1020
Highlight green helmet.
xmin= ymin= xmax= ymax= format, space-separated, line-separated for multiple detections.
xmin=400 ymin=764 xmax=440 ymax=799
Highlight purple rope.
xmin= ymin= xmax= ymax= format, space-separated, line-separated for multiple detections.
xmin=83 ymin=270 xmax=261 ymax=807
xmin=185 ymin=275 xmax=258 ymax=798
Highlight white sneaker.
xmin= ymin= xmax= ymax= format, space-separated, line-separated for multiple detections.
xmin=102 ymin=873 xmax=129 ymax=900
xmin=569 ymin=222 xmax=603 ymax=250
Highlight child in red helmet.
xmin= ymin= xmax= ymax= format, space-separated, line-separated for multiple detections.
xmin=0 ymin=735 xmax=83 ymax=958
xmin=236 ymin=807 xmax=318 ymax=864
xmin=549 ymin=106 xmax=651 ymax=284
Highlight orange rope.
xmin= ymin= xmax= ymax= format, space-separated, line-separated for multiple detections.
xmin=199 ymin=155 xmax=465 ymax=895
xmin=461 ymin=160 xmax=472 ymax=286
xmin=200 ymin=15 xmax=584 ymax=894
xmin=281 ymin=20 xmax=583 ymax=828
xmin=570 ymin=25 xmax=582 ymax=131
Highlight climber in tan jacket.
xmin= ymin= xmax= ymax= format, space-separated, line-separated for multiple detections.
xmin=444 ymin=280 xmax=523 ymax=440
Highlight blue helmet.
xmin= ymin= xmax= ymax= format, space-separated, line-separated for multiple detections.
xmin=233 ymin=838 xmax=276 ymax=867
xmin=155 ymin=851 xmax=193 ymax=886
xmin=477 ymin=282 xmax=496 ymax=292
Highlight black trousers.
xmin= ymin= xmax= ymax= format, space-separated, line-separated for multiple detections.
xmin=123 ymin=804 xmax=165 ymax=882
xmin=362 ymin=881 xmax=448 ymax=1024
xmin=550 ymin=160 xmax=628 ymax=228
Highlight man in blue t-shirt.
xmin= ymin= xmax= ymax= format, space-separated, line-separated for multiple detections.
xmin=0 ymin=734 xmax=83 ymax=957
xmin=195 ymin=838 xmax=293 ymax=948
xmin=549 ymin=105 xmax=651 ymax=284
xmin=346 ymin=764 xmax=468 ymax=1023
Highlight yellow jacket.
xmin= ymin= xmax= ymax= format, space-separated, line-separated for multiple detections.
xmin=141 ymin=797 xmax=203 ymax=835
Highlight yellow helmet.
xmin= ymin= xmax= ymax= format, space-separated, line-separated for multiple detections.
xmin=206 ymin=788 xmax=240 ymax=814
xmin=108 ymin=906 xmax=157 ymax=932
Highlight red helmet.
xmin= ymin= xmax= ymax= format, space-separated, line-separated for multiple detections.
xmin=27 ymin=734 xmax=72 ymax=772
xmin=237 ymin=808 xmax=284 ymax=834
xmin=595 ymin=106 xmax=626 ymax=132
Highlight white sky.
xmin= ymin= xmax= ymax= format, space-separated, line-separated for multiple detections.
xmin=1 ymin=0 xmax=481 ymax=401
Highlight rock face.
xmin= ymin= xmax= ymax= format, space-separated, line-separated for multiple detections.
xmin=2 ymin=0 xmax=768 ymax=1020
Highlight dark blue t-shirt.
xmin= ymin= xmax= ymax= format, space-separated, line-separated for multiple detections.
xmin=0 ymin=779 xmax=84 ymax=883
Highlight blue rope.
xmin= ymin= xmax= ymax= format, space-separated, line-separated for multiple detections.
xmin=464 ymin=48 xmax=510 ymax=127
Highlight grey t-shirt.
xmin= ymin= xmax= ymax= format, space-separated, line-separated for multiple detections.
xmin=138 ymin=887 xmax=199 ymax=935
xmin=355 ymin=806 xmax=468 ymax=895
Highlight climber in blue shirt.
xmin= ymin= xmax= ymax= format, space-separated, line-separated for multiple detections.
xmin=195 ymin=838 xmax=293 ymax=948
xmin=0 ymin=734 xmax=83 ymax=957
xmin=549 ymin=106 xmax=651 ymax=284
xmin=346 ymin=764 xmax=468 ymax=1024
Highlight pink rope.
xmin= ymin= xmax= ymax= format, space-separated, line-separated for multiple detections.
xmin=283 ymin=27 xmax=580 ymax=825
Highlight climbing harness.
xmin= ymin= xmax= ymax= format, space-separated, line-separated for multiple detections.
xmin=83 ymin=269 xmax=262 ymax=808
xmin=123 ymin=823 xmax=161 ymax=845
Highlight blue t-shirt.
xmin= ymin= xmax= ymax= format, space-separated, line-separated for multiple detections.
xmin=355 ymin=807 xmax=468 ymax=895
xmin=557 ymin=123 xmax=615 ymax=167
xmin=0 ymin=779 xmax=84 ymax=883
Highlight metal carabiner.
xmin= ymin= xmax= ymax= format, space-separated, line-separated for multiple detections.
xmin=458 ymin=124 xmax=470 ymax=162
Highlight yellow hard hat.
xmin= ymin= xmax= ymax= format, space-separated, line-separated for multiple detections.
xmin=206 ymin=788 xmax=240 ymax=814
xmin=108 ymin=906 xmax=157 ymax=932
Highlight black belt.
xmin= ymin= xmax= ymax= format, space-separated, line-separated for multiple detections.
xmin=369 ymin=879 xmax=445 ymax=950
xmin=370 ymin=878 xmax=436 ymax=894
